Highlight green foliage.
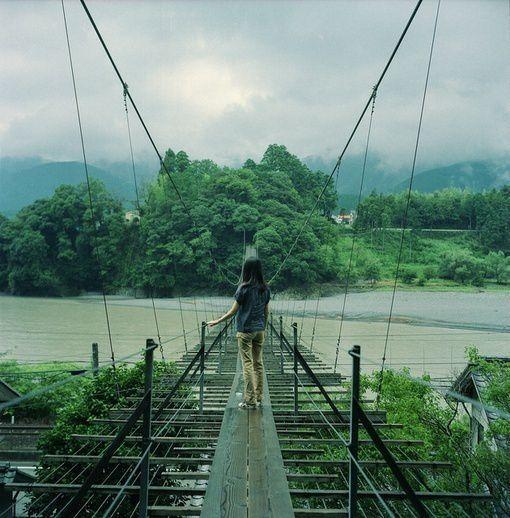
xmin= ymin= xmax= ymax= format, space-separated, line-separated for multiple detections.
xmin=400 ymin=265 xmax=418 ymax=284
xmin=485 ymin=251 xmax=510 ymax=284
xmin=358 ymin=256 xmax=381 ymax=284
xmin=37 ymin=361 xmax=171 ymax=454
xmin=124 ymin=144 xmax=339 ymax=292
xmin=0 ymin=361 xmax=81 ymax=420
xmin=355 ymin=187 xmax=510 ymax=256
xmin=2 ymin=146 xmax=509 ymax=295
xmin=30 ymin=359 xmax=176 ymax=516
xmin=438 ymin=250 xmax=485 ymax=285
xmin=369 ymin=355 xmax=510 ymax=514
xmin=0 ymin=181 xmax=126 ymax=295
xmin=0 ymin=145 xmax=340 ymax=294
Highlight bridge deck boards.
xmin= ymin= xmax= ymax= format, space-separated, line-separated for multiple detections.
xmin=201 ymin=355 xmax=294 ymax=518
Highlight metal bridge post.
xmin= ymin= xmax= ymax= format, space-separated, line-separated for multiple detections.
xmin=139 ymin=338 xmax=155 ymax=518
xmin=91 ymin=342 xmax=99 ymax=376
xmin=348 ymin=345 xmax=361 ymax=518
xmin=199 ymin=322 xmax=206 ymax=414
xmin=218 ymin=324 xmax=223 ymax=375
xmin=293 ymin=322 xmax=298 ymax=415
xmin=279 ymin=316 xmax=284 ymax=374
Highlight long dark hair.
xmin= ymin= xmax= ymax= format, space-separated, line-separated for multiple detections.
xmin=241 ymin=257 xmax=267 ymax=293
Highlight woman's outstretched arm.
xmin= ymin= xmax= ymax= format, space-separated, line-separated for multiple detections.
xmin=207 ymin=300 xmax=239 ymax=327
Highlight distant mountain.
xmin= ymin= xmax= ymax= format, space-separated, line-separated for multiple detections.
xmin=391 ymin=160 xmax=510 ymax=193
xmin=304 ymin=154 xmax=510 ymax=200
xmin=303 ymin=153 xmax=402 ymax=196
xmin=0 ymin=160 xmax=138 ymax=217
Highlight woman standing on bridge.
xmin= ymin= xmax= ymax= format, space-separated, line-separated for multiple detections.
xmin=207 ymin=258 xmax=270 ymax=409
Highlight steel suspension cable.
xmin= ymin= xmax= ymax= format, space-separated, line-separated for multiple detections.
xmin=266 ymin=0 xmax=424 ymax=285
xmin=377 ymin=0 xmax=442 ymax=401
xmin=60 ymin=0 xmax=118 ymax=394
xmin=334 ymin=91 xmax=377 ymax=374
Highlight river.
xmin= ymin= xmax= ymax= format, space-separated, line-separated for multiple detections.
xmin=1 ymin=291 xmax=508 ymax=379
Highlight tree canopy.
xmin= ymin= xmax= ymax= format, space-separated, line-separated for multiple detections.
xmin=0 ymin=144 xmax=339 ymax=295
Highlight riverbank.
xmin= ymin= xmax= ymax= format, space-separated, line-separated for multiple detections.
xmin=1 ymin=291 xmax=508 ymax=371
xmin=66 ymin=289 xmax=509 ymax=332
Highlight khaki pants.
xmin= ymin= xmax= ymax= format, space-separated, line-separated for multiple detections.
xmin=237 ymin=331 xmax=265 ymax=404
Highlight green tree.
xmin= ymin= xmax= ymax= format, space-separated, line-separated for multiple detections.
xmin=485 ymin=251 xmax=510 ymax=284
xmin=438 ymin=250 xmax=485 ymax=285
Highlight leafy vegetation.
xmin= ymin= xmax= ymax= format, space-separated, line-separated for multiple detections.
xmin=334 ymin=226 xmax=509 ymax=288
xmin=0 ymin=145 xmax=508 ymax=295
xmin=0 ymin=145 xmax=338 ymax=295
xmin=0 ymin=361 xmax=81 ymax=420
xmin=290 ymin=349 xmax=509 ymax=515
xmin=366 ymin=350 xmax=510 ymax=515
xmin=27 ymin=359 xmax=177 ymax=515
xmin=355 ymin=187 xmax=510 ymax=252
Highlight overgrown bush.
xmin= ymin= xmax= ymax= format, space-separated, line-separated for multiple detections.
xmin=400 ymin=266 xmax=418 ymax=284
xmin=485 ymin=251 xmax=510 ymax=284
xmin=438 ymin=250 xmax=485 ymax=285
xmin=0 ymin=361 xmax=81 ymax=420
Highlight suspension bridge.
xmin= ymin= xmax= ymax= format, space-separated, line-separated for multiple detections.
xmin=1 ymin=319 xmax=494 ymax=516
xmin=1 ymin=0 xmax=508 ymax=515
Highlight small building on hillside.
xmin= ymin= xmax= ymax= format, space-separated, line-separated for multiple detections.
xmin=452 ymin=357 xmax=509 ymax=451
xmin=125 ymin=210 xmax=140 ymax=224
xmin=332 ymin=211 xmax=356 ymax=225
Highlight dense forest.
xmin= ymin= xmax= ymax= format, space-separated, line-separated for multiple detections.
xmin=355 ymin=188 xmax=510 ymax=252
xmin=0 ymin=145 xmax=336 ymax=295
xmin=0 ymin=144 xmax=509 ymax=296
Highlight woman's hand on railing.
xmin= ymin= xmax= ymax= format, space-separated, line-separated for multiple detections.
xmin=207 ymin=320 xmax=220 ymax=328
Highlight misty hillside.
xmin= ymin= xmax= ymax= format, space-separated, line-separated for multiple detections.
xmin=1 ymin=155 xmax=509 ymax=217
xmin=391 ymin=160 xmax=510 ymax=193
xmin=0 ymin=160 xmax=139 ymax=216
xmin=304 ymin=155 xmax=510 ymax=200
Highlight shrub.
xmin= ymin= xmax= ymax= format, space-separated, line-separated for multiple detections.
xmin=485 ymin=251 xmax=510 ymax=284
xmin=422 ymin=265 xmax=436 ymax=280
xmin=400 ymin=266 xmax=418 ymax=284
xmin=438 ymin=250 xmax=485 ymax=285
xmin=359 ymin=257 xmax=381 ymax=285
xmin=0 ymin=361 xmax=81 ymax=420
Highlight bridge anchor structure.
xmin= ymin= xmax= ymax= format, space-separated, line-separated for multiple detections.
xmin=3 ymin=318 xmax=494 ymax=517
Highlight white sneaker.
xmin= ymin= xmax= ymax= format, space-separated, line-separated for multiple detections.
xmin=238 ymin=401 xmax=256 ymax=409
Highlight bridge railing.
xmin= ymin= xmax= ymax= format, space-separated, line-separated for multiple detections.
xmin=57 ymin=339 xmax=157 ymax=518
xmin=53 ymin=320 xmax=232 ymax=517
xmin=270 ymin=320 xmax=428 ymax=517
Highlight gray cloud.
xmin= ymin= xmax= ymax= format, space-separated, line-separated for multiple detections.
xmin=1 ymin=0 xmax=508 ymax=170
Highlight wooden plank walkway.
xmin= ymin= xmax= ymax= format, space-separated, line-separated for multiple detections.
xmin=201 ymin=354 xmax=294 ymax=517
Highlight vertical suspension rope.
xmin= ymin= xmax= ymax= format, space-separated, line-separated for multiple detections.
xmin=150 ymin=288 xmax=164 ymax=361
xmin=178 ymin=294 xmax=188 ymax=353
xmin=60 ymin=0 xmax=119 ymax=394
xmin=309 ymin=289 xmax=321 ymax=352
xmin=377 ymin=0 xmax=442 ymax=401
xmin=122 ymin=83 xmax=165 ymax=360
xmin=299 ymin=296 xmax=308 ymax=343
xmin=333 ymin=90 xmax=377 ymax=374
xmin=193 ymin=295 xmax=200 ymax=339
xmin=123 ymin=84 xmax=141 ymax=212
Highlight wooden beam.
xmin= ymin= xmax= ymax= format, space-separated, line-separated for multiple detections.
xmin=288 ymin=489 xmax=492 ymax=501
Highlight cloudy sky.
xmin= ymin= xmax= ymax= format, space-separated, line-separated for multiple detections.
xmin=1 ymin=0 xmax=508 ymax=170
